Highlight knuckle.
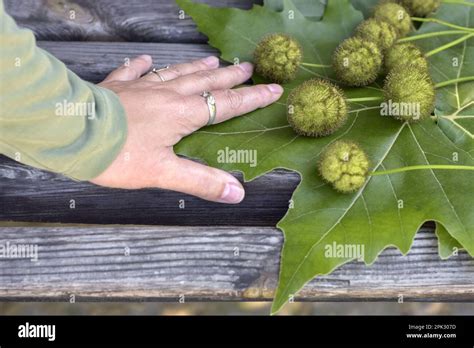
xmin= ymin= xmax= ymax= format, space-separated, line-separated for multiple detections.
xmin=121 ymin=65 xmax=133 ymax=71
xmin=167 ymin=66 xmax=183 ymax=78
xmin=195 ymin=172 xmax=222 ymax=200
xmin=124 ymin=66 xmax=139 ymax=78
xmin=196 ymin=70 xmax=218 ymax=85
xmin=176 ymin=96 xmax=192 ymax=115
xmin=224 ymin=89 xmax=244 ymax=111
xmin=230 ymin=65 xmax=246 ymax=79
xmin=255 ymin=86 xmax=272 ymax=103
xmin=118 ymin=65 xmax=132 ymax=74
xmin=196 ymin=60 xmax=209 ymax=70
xmin=174 ymin=97 xmax=199 ymax=132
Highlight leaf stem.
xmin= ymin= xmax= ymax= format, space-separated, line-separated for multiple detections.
xmin=425 ymin=33 xmax=474 ymax=57
xmin=441 ymin=0 xmax=474 ymax=7
xmin=347 ymin=96 xmax=383 ymax=103
xmin=370 ymin=165 xmax=474 ymax=176
xmin=397 ymin=30 xmax=467 ymax=43
xmin=435 ymin=76 xmax=474 ymax=89
xmin=301 ymin=62 xmax=332 ymax=68
xmin=411 ymin=17 xmax=474 ymax=32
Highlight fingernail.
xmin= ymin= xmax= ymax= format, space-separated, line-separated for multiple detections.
xmin=202 ymin=56 xmax=219 ymax=67
xmin=220 ymin=182 xmax=245 ymax=204
xmin=267 ymin=84 xmax=283 ymax=94
xmin=138 ymin=55 xmax=152 ymax=63
xmin=238 ymin=62 xmax=254 ymax=74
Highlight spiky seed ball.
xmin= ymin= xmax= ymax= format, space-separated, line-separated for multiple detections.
xmin=332 ymin=37 xmax=383 ymax=86
xmin=399 ymin=0 xmax=441 ymax=16
xmin=384 ymin=43 xmax=429 ymax=73
xmin=373 ymin=2 xmax=412 ymax=37
xmin=383 ymin=65 xmax=435 ymax=122
xmin=253 ymin=33 xmax=302 ymax=83
xmin=355 ymin=19 xmax=399 ymax=51
xmin=287 ymin=79 xmax=348 ymax=137
xmin=319 ymin=140 xmax=370 ymax=193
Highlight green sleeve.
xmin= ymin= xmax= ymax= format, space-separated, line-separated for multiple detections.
xmin=0 ymin=0 xmax=128 ymax=181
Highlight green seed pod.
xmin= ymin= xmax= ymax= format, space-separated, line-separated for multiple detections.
xmin=254 ymin=33 xmax=302 ymax=83
xmin=332 ymin=37 xmax=383 ymax=86
xmin=318 ymin=140 xmax=370 ymax=193
xmin=383 ymin=65 xmax=435 ymax=122
xmin=354 ymin=18 xmax=399 ymax=51
xmin=373 ymin=2 xmax=412 ymax=37
xmin=399 ymin=0 xmax=441 ymax=17
xmin=384 ymin=43 xmax=429 ymax=73
xmin=287 ymin=79 xmax=348 ymax=137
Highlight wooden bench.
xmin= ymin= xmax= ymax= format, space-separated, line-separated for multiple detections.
xmin=1 ymin=0 xmax=473 ymax=304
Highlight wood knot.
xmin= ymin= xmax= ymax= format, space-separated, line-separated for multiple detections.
xmin=45 ymin=0 xmax=95 ymax=24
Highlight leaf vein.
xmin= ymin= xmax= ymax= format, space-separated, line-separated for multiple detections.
xmin=279 ymin=122 xmax=407 ymax=300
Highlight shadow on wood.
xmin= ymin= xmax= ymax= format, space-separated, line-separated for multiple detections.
xmin=0 ymin=156 xmax=297 ymax=226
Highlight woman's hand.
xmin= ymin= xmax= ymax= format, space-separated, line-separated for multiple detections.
xmin=91 ymin=55 xmax=283 ymax=204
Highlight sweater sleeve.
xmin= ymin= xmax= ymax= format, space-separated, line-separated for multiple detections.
xmin=0 ymin=0 xmax=127 ymax=181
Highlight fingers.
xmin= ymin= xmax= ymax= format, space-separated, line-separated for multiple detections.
xmin=166 ymin=62 xmax=254 ymax=95
xmin=103 ymin=55 xmax=153 ymax=82
xmin=157 ymin=157 xmax=245 ymax=204
xmin=142 ymin=56 xmax=220 ymax=82
xmin=175 ymin=84 xmax=284 ymax=133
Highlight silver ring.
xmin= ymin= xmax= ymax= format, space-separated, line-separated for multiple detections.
xmin=201 ymin=91 xmax=217 ymax=126
xmin=149 ymin=65 xmax=169 ymax=82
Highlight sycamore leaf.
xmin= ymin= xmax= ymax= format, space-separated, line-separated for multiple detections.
xmin=436 ymin=222 xmax=464 ymax=259
xmin=416 ymin=4 xmax=474 ymax=151
xmin=350 ymin=0 xmax=379 ymax=17
xmin=412 ymin=3 xmax=474 ymax=254
xmin=175 ymin=0 xmax=474 ymax=314
xmin=264 ymin=0 xmax=327 ymax=20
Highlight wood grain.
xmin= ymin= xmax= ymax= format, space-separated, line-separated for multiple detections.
xmin=4 ymin=0 xmax=260 ymax=43
xmin=38 ymin=41 xmax=218 ymax=83
xmin=0 ymin=156 xmax=296 ymax=226
xmin=0 ymin=225 xmax=472 ymax=301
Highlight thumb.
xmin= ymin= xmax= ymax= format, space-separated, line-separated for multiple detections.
xmin=158 ymin=157 xmax=245 ymax=204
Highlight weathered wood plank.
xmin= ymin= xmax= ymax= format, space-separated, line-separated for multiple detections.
xmin=4 ymin=0 xmax=260 ymax=43
xmin=39 ymin=41 xmax=218 ymax=83
xmin=0 ymin=225 xmax=472 ymax=301
xmin=0 ymin=156 xmax=296 ymax=226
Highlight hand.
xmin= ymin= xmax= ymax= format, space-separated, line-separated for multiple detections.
xmin=91 ymin=55 xmax=284 ymax=203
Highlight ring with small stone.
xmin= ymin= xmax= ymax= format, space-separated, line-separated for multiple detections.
xmin=149 ymin=65 xmax=170 ymax=82
xmin=201 ymin=91 xmax=217 ymax=126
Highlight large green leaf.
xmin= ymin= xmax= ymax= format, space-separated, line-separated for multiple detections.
xmin=417 ymin=4 xmax=474 ymax=152
xmin=350 ymin=0 xmax=379 ymax=17
xmin=264 ymin=0 xmax=327 ymax=20
xmin=436 ymin=223 xmax=464 ymax=259
xmin=406 ymin=2 xmax=474 ymax=259
xmin=175 ymin=0 xmax=474 ymax=314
